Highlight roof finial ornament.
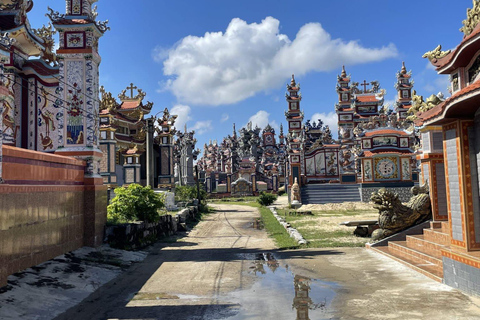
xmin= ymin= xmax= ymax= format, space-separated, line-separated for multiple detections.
xmin=401 ymin=61 xmax=407 ymax=74
xmin=291 ymin=74 xmax=296 ymax=87
xmin=422 ymin=45 xmax=451 ymax=62
xmin=460 ymin=0 xmax=480 ymax=37
xmin=341 ymin=65 xmax=347 ymax=77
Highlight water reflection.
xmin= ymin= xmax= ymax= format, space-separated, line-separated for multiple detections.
xmin=228 ymin=252 xmax=335 ymax=319
xmin=293 ymin=275 xmax=326 ymax=320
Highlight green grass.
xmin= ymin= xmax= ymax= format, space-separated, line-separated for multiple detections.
xmin=257 ymin=206 xmax=299 ymax=249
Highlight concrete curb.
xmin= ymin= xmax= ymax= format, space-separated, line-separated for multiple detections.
xmin=268 ymin=206 xmax=307 ymax=245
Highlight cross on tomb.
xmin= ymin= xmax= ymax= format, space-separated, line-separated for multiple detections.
xmin=361 ymin=80 xmax=370 ymax=93
xmin=126 ymin=83 xmax=138 ymax=98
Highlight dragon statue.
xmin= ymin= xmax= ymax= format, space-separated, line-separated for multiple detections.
xmin=370 ymin=185 xmax=431 ymax=241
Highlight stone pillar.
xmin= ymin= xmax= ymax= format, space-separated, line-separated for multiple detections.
xmin=443 ymin=120 xmax=480 ymax=251
xmin=206 ymin=176 xmax=211 ymax=193
xmin=146 ymin=118 xmax=154 ymax=188
xmin=273 ymin=175 xmax=278 ymax=191
xmin=50 ymin=1 xmax=109 ymax=247
xmin=227 ymin=174 xmax=232 ymax=193
xmin=251 ymin=173 xmax=257 ymax=193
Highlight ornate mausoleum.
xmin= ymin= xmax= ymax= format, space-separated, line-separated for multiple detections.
xmin=197 ymin=122 xmax=286 ymax=195
xmin=285 ymin=65 xmax=419 ymax=202
xmin=405 ymin=0 xmax=480 ymax=295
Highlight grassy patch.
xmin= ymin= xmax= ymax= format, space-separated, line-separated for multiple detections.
xmin=257 ymin=206 xmax=299 ymax=249
xmin=277 ymin=207 xmax=378 ymax=248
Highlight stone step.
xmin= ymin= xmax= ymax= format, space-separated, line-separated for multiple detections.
xmin=423 ymin=228 xmax=450 ymax=246
xmin=371 ymin=246 xmax=443 ymax=282
xmin=406 ymin=234 xmax=447 ymax=259
xmin=441 ymin=221 xmax=450 ymax=235
xmin=389 ymin=241 xmax=443 ymax=272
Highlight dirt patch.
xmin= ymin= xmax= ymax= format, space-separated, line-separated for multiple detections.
xmin=298 ymin=201 xmax=373 ymax=212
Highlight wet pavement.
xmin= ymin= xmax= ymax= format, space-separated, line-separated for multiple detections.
xmin=2 ymin=204 xmax=480 ymax=319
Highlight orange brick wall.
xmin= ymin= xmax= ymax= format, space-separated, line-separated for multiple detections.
xmin=0 ymin=146 xmax=107 ymax=287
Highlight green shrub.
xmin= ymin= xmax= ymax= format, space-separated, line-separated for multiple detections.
xmin=175 ymin=185 xmax=207 ymax=204
xmin=108 ymin=184 xmax=165 ymax=224
xmin=257 ymin=192 xmax=277 ymax=206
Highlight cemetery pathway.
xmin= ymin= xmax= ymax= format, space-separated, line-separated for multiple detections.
xmin=53 ymin=203 xmax=480 ymax=320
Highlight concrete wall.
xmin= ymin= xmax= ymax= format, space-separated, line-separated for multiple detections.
xmin=0 ymin=146 xmax=107 ymax=287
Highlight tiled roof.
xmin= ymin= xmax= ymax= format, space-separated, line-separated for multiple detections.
xmin=356 ymin=95 xmax=378 ymax=103
xmin=120 ymin=101 xmax=139 ymax=110
xmin=364 ymin=129 xmax=410 ymax=137
xmin=432 ymin=24 xmax=480 ymax=69
xmin=418 ymin=79 xmax=480 ymax=123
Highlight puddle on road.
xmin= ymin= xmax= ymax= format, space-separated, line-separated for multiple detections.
xmin=225 ymin=253 xmax=337 ymax=319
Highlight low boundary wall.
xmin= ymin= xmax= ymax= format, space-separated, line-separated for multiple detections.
xmin=0 ymin=146 xmax=107 ymax=287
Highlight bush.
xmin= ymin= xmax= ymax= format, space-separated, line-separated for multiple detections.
xmin=257 ymin=192 xmax=277 ymax=206
xmin=175 ymin=185 xmax=207 ymax=204
xmin=108 ymin=184 xmax=165 ymax=224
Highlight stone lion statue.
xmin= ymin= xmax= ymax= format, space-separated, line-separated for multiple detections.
xmin=370 ymin=185 xmax=431 ymax=241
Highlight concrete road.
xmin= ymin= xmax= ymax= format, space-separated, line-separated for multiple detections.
xmin=54 ymin=204 xmax=480 ymax=320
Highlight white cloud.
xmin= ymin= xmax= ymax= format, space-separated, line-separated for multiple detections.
xmin=152 ymin=46 xmax=170 ymax=63
xmin=246 ymin=110 xmax=279 ymax=131
xmin=310 ymin=111 xmax=338 ymax=139
xmin=220 ymin=113 xmax=229 ymax=122
xmin=159 ymin=17 xmax=398 ymax=106
xmin=192 ymin=120 xmax=213 ymax=135
xmin=171 ymin=104 xmax=192 ymax=131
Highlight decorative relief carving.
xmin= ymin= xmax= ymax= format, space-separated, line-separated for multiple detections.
xmin=461 ymin=0 xmax=480 ymax=36
xmin=422 ymin=45 xmax=451 ymax=62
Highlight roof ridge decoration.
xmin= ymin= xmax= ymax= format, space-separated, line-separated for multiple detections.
xmin=406 ymin=90 xmax=444 ymax=121
xmin=0 ymin=32 xmax=15 ymax=48
xmin=118 ymin=83 xmax=146 ymax=101
xmin=461 ymin=0 xmax=480 ymax=37
xmin=100 ymin=85 xmax=118 ymax=112
xmin=46 ymin=4 xmax=110 ymax=33
xmin=422 ymin=45 xmax=451 ymax=62
xmin=32 ymin=23 xmax=57 ymax=66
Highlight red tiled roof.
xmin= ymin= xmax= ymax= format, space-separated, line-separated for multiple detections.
xmin=364 ymin=129 xmax=410 ymax=137
xmin=356 ymin=95 xmax=378 ymax=103
xmin=432 ymin=24 xmax=480 ymax=69
xmin=120 ymin=101 xmax=139 ymax=110
xmin=418 ymin=79 xmax=480 ymax=124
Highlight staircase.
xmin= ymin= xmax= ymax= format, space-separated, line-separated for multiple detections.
xmin=300 ymin=184 xmax=361 ymax=204
xmin=369 ymin=221 xmax=450 ymax=282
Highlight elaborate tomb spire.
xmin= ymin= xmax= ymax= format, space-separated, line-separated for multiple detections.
xmin=51 ymin=0 xmax=109 ymax=178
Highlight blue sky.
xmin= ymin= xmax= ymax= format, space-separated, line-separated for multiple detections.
xmin=28 ymin=0 xmax=470 ymax=151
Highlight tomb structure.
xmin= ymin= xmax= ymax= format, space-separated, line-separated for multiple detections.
xmin=197 ymin=122 xmax=285 ymax=195
xmin=285 ymin=67 xmax=419 ymax=202
xmin=410 ymin=0 xmax=480 ymax=294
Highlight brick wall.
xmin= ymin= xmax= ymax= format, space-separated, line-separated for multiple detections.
xmin=0 ymin=146 xmax=107 ymax=287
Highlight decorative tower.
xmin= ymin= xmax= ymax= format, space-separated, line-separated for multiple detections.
xmin=394 ymin=62 xmax=414 ymax=120
xmin=155 ymin=108 xmax=177 ymax=189
xmin=48 ymin=0 xmax=109 ymax=247
xmin=49 ymin=0 xmax=109 ymax=183
xmin=262 ymin=124 xmax=276 ymax=146
xmin=335 ymin=66 xmax=355 ymax=145
xmin=284 ymin=74 xmax=304 ymax=189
